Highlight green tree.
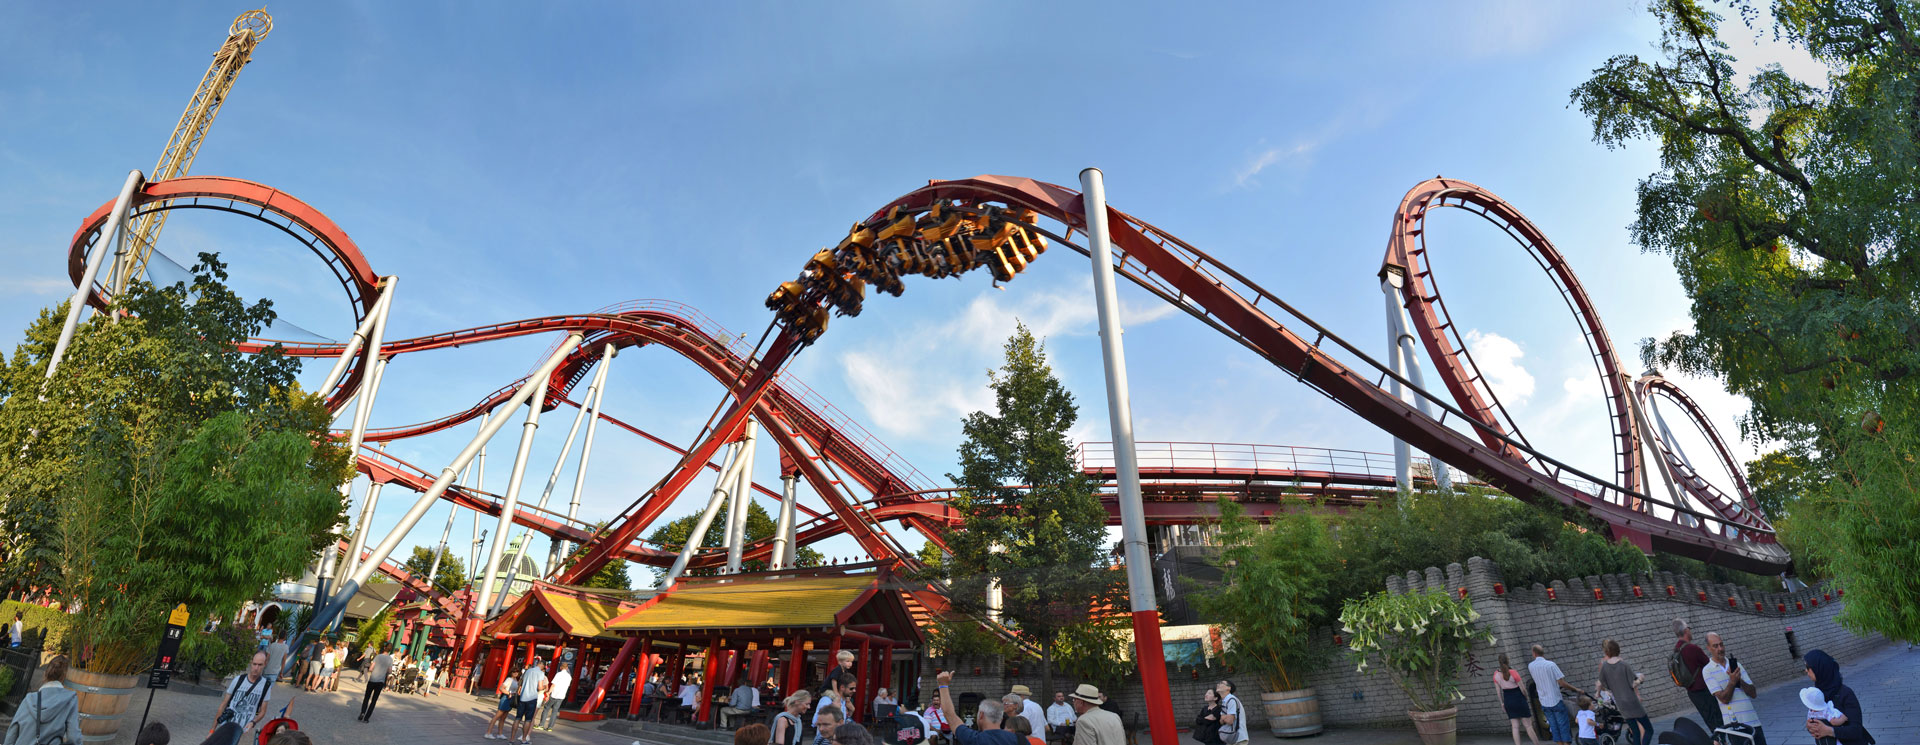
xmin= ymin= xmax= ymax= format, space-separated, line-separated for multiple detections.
xmin=1198 ymin=501 xmax=1335 ymax=692
xmin=944 ymin=323 xmax=1119 ymax=700
xmin=403 ymin=545 xmax=468 ymax=596
xmin=1572 ymin=0 xmax=1920 ymax=641
xmin=643 ymin=502 xmax=823 ymax=582
xmin=0 ymin=255 xmax=351 ymax=674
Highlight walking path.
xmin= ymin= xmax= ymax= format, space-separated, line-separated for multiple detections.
xmin=71 ymin=672 xmax=639 ymax=745
xmin=17 ymin=644 xmax=1912 ymax=745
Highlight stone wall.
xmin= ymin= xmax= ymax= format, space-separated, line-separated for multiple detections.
xmin=919 ymin=558 xmax=1885 ymax=735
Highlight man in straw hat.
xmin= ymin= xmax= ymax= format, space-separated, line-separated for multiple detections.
xmin=1008 ymin=685 xmax=1046 ymax=738
xmin=1066 ymin=684 xmax=1123 ymax=745
xmin=935 ymin=671 xmax=1020 ymax=745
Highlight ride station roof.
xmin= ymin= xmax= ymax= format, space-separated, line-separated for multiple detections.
xmin=485 ymin=583 xmax=644 ymax=641
xmin=603 ymin=565 xmax=922 ymax=646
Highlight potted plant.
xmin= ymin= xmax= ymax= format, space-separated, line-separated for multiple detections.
xmin=1197 ymin=504 xmax=1335 ymax=737
xmin=1339 ymin=589 xmax=1495 ymax=745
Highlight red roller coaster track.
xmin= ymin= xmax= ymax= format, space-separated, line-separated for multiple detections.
xmin=64 ymin=175 xmax=1788 ymax=586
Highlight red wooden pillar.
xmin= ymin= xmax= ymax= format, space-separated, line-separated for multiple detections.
xmin=785 ymin=634 xmax=806 ymax=700
xmin=879 ymin=642 xmax=892 ymax=694
xmin=750 ymin=650 xmax=769 ymax=687
xmin=496 ymin=641 xmax=518 ymax=691
xmin=582 ymin=636 xmax=640 ymax=715
xmin=523 ymin=640 xmax=539 ymax=672
xmin=630 ymin=641 xmax=655 ymax=718
xmin=856 ymin=636 xmax=871 ymax=723
xmin=697 ymin=637 xmax=721 ymax=724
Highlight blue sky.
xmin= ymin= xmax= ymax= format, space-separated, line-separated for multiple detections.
xmin=0 ymin=2 xmax=1820 ymax=576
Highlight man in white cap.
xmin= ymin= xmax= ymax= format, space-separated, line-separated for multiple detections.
xmin=1009 ymin=685 xmax=1046 ymax=739
xmin=1067 ymin=684 xmax=1122 ymax=745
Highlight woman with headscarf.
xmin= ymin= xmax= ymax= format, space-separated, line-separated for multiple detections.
xmin=1803 ymin=650 xmax=1874 ymax=744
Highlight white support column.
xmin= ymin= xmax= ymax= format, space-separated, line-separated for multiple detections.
xmin=341 ymin=355 xmax=391 ymax=580
xmin=662 ymin=438 xmax=749 ymax=586
xmin=304 ymin=333 xmax=583 ymax=638
xmin=46 ymin=170 xmax=143 ymax=383
xmin=725 ymin=422 xmax=757 ymax=572
xmin=1380 ymin=277 xmax=1414 ymax=495
xmin=771 ymin=474 xmax=798 ymax=570
xmin=317 ymin=284 xmax=396 ymax=402
xmin=553 ymin=344 xmax=615 ymax=571
xmin=476 ymin=366 xmax=564 ymax=619
xmin=1382 ymin=272 xmax=1454 ymax=492
xmin=487 ymin=358 xmax=599 ymax=618
xmin=1080 ymin=168 xmax=1175 ymax=745
xmin=469 ymin=412 xmax=489 ymax=578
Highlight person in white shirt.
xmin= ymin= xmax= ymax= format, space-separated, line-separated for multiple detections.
xmin=1528 ymin=645 xmax=1579 ymax=745
xmin=10 ymin=611 xmax=21 ymax=648
xmin=1214 ymin=681 xmax=1248 ymax=745
xmin=1009 ymin=685 xmax=1046 ymax=740
xmin=538 ymin=662 xmax=572 ymax=731
xmin=1045 ymin=691 xmax=1076 ymax=742
xmin=512 ymin=659 xmax=549 ymax=744
xmin=215 ymin=652 xmax=273 ymax=745
xmin=485 ymin=666 xmax=523 ymax=741
xmin=359 ymin=647 xmax=395 ymax=722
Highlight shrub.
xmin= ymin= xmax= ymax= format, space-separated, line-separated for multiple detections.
xmin=1198 ymin=501 xmax=1335 ymax=692
xmin=1340 ymin=589 xmax=1495 ymax=712
xmin=0 ymin=601 xmax=72 ymax=655
xmin=180 ymin=621 xmax=258 ymax=679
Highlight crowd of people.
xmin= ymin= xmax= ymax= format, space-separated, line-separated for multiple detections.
xmin=1462 ymin=617 xmax=1875 ymax=745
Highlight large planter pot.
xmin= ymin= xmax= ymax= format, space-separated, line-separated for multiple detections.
xmin=1407 ymin=707 xmax=1458 ymax=745
xmin=1260 ymin=688 xmax=1322 ymax=737
xmin=67 ymin=668 xmax=140 ymax=743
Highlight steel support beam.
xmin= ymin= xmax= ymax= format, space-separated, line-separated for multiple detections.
xmin=1081 ymin=167 xmax=1174 ymax=745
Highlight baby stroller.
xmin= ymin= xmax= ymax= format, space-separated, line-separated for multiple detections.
xmin=389 ymin=666 xmax=424 ymax=695
xmin=1569 ymin=687 xmax=1626 ymax=745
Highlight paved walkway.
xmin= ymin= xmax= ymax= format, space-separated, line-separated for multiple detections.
xmin=45 ymin=672 xmax=642 ymax=745
xmin=1233 ymin=643 xmax=1916 ymax=745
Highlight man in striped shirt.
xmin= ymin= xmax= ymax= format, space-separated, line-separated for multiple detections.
xmin=1702 ymin=633 xmax=1764 ymax=745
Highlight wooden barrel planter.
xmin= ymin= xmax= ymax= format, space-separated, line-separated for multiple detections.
xmin=66 ymin=668 xmax=140 ymax=743
xmin=1260 ymin=688 xmax=1322 ymax=738
xmin=1407 ymin=707 xmax=1458 ymax=745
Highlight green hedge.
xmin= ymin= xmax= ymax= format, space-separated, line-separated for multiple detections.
xmin=0 ymin=601 xmax=73 ymax=655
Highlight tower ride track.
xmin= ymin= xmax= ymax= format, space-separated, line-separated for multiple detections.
xmin=63 ymin=174 xmax=1788 ymax=582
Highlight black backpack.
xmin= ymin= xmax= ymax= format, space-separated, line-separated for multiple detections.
xmin=1667 ymin=645 xmax=1696 ymax=688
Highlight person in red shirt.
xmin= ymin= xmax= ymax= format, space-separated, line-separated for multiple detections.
xmin=1672 ymin=619 xmax=1723 ymax=732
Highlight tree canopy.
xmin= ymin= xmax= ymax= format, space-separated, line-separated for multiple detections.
xmin=643 ymin=498 xmax=822 ymax=582
xmin=942 ymin=322 xmax=1120 ymax=699
xmin=0 ymin=255 xmax=351 ymax=673
xmin=403 ymin=545 xmax=468 ymax=596
xmin=1573 ymin=0 xmax=1920 ymax=641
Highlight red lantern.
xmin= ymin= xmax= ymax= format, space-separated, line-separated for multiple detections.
xmin=1778 ymin=603 xmax=1787 ymax=613
xmin=1697 ymin=590 xmax=1708 ymax=602
xmin=1755 ymin=602 xmax=1764 ymax=612
xmin=1593 ymin=588 xmax=1604 ymax=601
xmin=1458 ymin=587 xmax=1469 ymax=600
xmin=1333 ymin=634 xmax=1344 ymax=646
xmin=1823 ymin=592 xmax=1832 ymax=602
xmin=1009 ymin=666 xmax=1020 ymax=676
xmin=1795 ymin=602 xmax=1804 ymax=611
xmin=1810 ymin=598 xmax=1819 ymax=607
xmin=1190 ymin=669 xmax=1199 ymax=680
xmin=1493 ymin=583 xmax=1506 ymax=596
xmin=1727 ymin=597 xmax=1736 ymax=607
xmin=1837 ymin=589 xmax=1845 ymax=598
xmin=1632 ymin=586 xmax=1644 ymax=598
xmin=1546 ymin=588 xmax=1558 ymax=601
xmin=972 ymin=667 xmax=982 ymax=676
xmin=1666 ymin=585 xmax=1677 ymax=597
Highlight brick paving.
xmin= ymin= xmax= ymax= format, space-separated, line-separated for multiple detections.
xmin=57 ymin=671 xmax=644 ymax=745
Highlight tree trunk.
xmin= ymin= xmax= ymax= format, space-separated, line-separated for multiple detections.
xmin=1040 ymin=639 xmax=1053 ymax=702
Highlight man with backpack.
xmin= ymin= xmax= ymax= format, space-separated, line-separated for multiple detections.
xmin=212 ymin=651 xmax=274 ymax=745
xmin=1669 ymin=618 xmax=1723 ymax=732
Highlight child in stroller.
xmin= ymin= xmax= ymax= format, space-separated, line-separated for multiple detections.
xmin=389 ymin=665 xmax=425 ymax=695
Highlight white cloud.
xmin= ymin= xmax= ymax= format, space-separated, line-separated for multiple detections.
xmin=838 ymin=278 xmax=1174 ymax=439
xmin=1231 ymin=141 xmax=1317 ymax=189
xmin=1461 ymin=329 xmax=1535 ymax=405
